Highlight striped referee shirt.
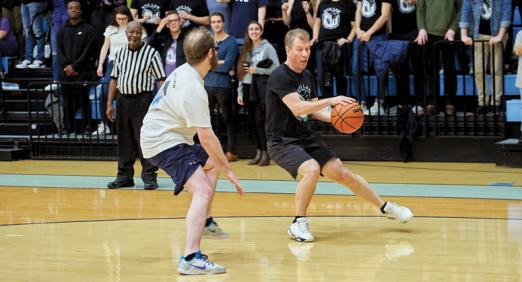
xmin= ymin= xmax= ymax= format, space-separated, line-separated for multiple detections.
xmin=111 ymin=43 xmax=166 ymax=95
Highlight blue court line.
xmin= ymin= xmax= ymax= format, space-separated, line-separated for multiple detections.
xmin=0 ymin=174 xmax=522 ymax=200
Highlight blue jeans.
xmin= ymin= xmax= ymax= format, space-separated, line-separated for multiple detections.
xmin=51 ymin=12 xmax=68 ymax=81
xmin=21 ymin=2 xmax=46 ymax=61
xmin=98 ymin=60 xmax=113 ymax=124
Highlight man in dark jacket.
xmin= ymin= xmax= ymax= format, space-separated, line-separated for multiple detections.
xmin=149 ymin=10 xmax=185 ymax=75
xmin=57 ymin=0 xmax=96 ymax=133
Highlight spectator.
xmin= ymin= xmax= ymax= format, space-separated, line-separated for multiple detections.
xmin=264 ymin=0 xmax=288 ymax=62
xmin=16 ymin=0 xmax=47 ymax=69
xmin=207 ymin=0 xmax=231 ymax=32
xmin=514 ymin=29 xmax=522 ymax=143
xmin=353 ymin=0 xmax=392 ymax=114
xmin=236 ymin=21 xmax=279 ymax=166
xmin=229 ymin=0 xmax=267 ymax=43
xmin=460 ymin=0 xmax=511 ymax=114
xmin=106 ymin=21 xmax=166 ymax=190
xmin=1 ymin=0 xmax=23 ymax=59
xmin=149 ymin=10 xmax=186 ymax=75
xmin=58 ymin=0 xmax=96 ymax=134
xmin=130 ymin=0 xmax=168 ymax=37
xmin=311 ymin=0 xmax=355 ymax=98
xmin=0 ymin=9 xmax=18 ymax=78
xmin=415 ymin=0 xmax=462 ymax=115
xmin=94 ymin=5 xmax=138 ymax=136
xmin=282 ymin=0 xmax=316 ymax=71
xmin=168 ymin=0 xmax=210 ymax=31
xmin=204 ymin=11 xmax=239 ymax=162
xmin=46 ymin=0 xmax=68 ymax=91
xmin=90 ymin=0 xmax=126 ymax=54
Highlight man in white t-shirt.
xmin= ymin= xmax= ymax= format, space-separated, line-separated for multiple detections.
xmin=140 ymin=27 xmax=243 ymax=275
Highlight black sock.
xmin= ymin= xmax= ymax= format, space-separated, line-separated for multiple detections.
xmin=293 ymin=216 xmax=304 ymax=223
xmin=380 ymin=202 xmax=388 ymax=214
xmin=205 ymin=217 xmax=213 ymax=227
xmin=184 ymin=252 xmax=198 ymax=261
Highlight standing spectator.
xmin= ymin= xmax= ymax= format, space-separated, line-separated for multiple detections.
xmin=0 ymin=9 xmax=18 ymax=78
xmin=94 ymin=6 xmax=136 ymax=136
xmin=168 ymin=0 xmax=210 ymax=31
xmin=353 ymin=0 xmax=392 ymax=114
xmin=514 ymin=29 xmax=522 ymax=143
xmin=460 ymin=0 xmax=511 ymax=114
xmin=130 ymin=0 xmax=168 ymax=37
xmin=264 ymin=0 xmax=288 ymax=62
xmin=106 ymin=21 xmax=166 ymax=190
xmin=311 ymin=0 xmax=355 ymax=98
xmin=205 ymin=11 xmax=239 ymax=161
xmin=16 ymin=0 xmax=47 ymax=69
xmin=207 ymin=0 xmax=231 ymax=32
xmin=1 ymin=0 xmax=23 ymax=59
xmin=57 ymin=0 xmax=96 ymax=134
xmin=229 ymin=0 xmax=267 ymax=43
xmin=415 ymin=0 xmax=462 ymax=115
xmin=236 ymin=21 xmax=279 ymax=166
xmin=90 ymin=0 xmax=126 ymax=54
xmin=46 ymin=0 xmax=68 ymax=91
xmin=282 ymin=0 xmax=316 ymax=71
xmin=149 ymin=10 xmax=186 ymax=75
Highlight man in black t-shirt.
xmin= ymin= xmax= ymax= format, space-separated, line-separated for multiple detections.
xmin=266 ymin=29 xmax=413 ymax=243
xmin=169 ymin=0 xmax=209 ymax=31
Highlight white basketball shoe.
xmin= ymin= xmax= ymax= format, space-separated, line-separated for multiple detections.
xmin=177 ymin=251 xmax=226 ymax=275
xmin=288 ymin=217 xmax=315 ymax=242
xmin=383 ymin=202 xmax=414 ymax=223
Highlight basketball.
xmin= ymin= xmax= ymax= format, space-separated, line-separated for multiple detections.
xmin=331 ymin=102 xmax=364 ymax=133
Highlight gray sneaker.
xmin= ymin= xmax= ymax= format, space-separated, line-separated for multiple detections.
xmin=177 ymin=251 xmax=226 ymax=275
xmin=202 ymin=220 xmax=229 ymax=239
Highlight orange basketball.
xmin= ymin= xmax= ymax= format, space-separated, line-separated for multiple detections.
xmin=331 ymin=102 xmax=364 ymax=133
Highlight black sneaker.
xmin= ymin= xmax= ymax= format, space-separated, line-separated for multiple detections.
xmin=144 ymin=180 xmax=158 ymax=190
xmin=107 ymin=179 xmax=135 ymax=189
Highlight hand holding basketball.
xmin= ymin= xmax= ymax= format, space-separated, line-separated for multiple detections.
xmin=331 ymin=102 xmax=364 ymax=134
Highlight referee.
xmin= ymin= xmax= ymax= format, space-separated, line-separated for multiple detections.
xmin=106 ymin=21 xmax=166 ymax=190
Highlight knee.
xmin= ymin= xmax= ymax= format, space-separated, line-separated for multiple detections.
xmin=300 ymin=161 xmax=321 ymax=180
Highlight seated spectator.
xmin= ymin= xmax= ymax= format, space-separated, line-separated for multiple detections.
xmin=130 ymin=0 xmax=168 ymax=37
xmin=236 ymin=21 xmax=279 ymax=166
xmin=16 ymin=0 xmax=47 ymax=69
xmin=0 ymin=10 xmax=18 ymax=78
xmin=94 ymin=5 xmax=138 ymax=136
xmin=204 ymin=11 xmax=239 ymax=161
xmin=168 ymin=0 xmax=209 ymax=31
xmin=149 ymin=10 xmax=186 ymax=75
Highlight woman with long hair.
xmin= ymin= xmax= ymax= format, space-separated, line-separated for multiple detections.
xmin=237 ymin=21 xmax=280 ymax=166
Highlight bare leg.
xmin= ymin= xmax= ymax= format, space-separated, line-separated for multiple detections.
xmin=322 ymin=158 xmax=385 ymax=208
xmin=202 ymin=158 xmax=220 ymax=217
xmin=183 ymin=166 xmax=214 ymax=256
xmin=295 ymin=159 xmax=321 ymax=216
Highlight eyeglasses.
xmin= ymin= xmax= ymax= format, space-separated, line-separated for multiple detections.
xmin=116 ymin=17 xmax=129 ymax=21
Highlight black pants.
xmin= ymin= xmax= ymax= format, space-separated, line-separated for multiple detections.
xmin=316 ymin=42 xmax=350 ymax=98
xmin=263 ymin=19 xmax=288 ymax=63
xmin=206 ymin=86 xmax=237 ymax=154
xmin=393 ymin=42 xmax=424 ymax=106
xmin=61 ymin=73 xmax=92 ymax=133
xmin=243 ymin=81 xmax=267 ymax=151
xmin=116 ymin=92 xmax=158 ymax=182
xmin=423 ymin=34 xmax=457 ymax=105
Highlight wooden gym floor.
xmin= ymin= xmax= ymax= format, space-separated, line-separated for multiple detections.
xmin=1 ymin=160 xmax=522 ymax=281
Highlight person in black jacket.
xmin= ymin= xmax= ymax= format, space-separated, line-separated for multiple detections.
xmin=149 ymin=10 xmax=185 ymax=75
xmin=57 ymin=0 xmax=96 ymax=134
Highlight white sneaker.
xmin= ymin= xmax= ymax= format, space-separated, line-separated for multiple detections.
xmin=177 ymin=251 xmax=226 ymax=275
xmin=16 ymin=59 xmax=31 ymax=69
xmin=91 ymin=123 xmax=111 ymax=136
xmin=383 ymin=202 xmax=413 ymax=223
xmin=202 ymin=219 xmax=229 ymax=239
xmin=288 ymin=217 xmax=315 ymax=242
xmin=411 ymin=105 xmax=424 ymax=116
xmin=28 ymin=60 xmax=44 ymax=69
xmin=366 ymin=102 xmax=385 ymax=115
xmin=44 ymin=83 xmax=58 ymax=91
xmin=1 ymin=82 xmax=20 ymax=90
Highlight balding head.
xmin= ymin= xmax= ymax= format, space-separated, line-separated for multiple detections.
xmin=183 ymin=27 xmax=216 ymax=65
xmin=126 ymin=21 xmax=144 ymax=50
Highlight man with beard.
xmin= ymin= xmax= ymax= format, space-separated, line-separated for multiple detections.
xmin=266 ymin=29 xmax=413 ymax=243
xmin=106 ymin=21 xmax=165 ymax=190
xmin=140 ymin=27 xmax=244 ymax=275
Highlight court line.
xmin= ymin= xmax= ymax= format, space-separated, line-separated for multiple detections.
xmin=1 ymin=215 xmax=521 ymax=227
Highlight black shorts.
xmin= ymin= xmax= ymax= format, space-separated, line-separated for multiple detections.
xmin=147 ymin=144 xmax=209 ymax=195
xmin=267 ymin=135 xmax=336 ymax=179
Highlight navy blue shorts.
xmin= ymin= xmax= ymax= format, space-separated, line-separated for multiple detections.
xmin=147 ymin=144 xmax=209 ymax=195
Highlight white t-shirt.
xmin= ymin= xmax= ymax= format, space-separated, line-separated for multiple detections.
xmin=140 ymin=63 xmax=212 ymax=158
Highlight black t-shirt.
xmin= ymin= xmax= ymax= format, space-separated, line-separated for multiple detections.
xmin=131 ymin=0 xmax=168 ymax=36
xmin=479 ymin=0 xmax=492 ymax=35
xmin=317 ymin=0 xmax=355 ymax=42
xmin=169 ymin=0 xmax=209 ymax=30
xmin=390 ymin=0 xmax=416 ymax=40
xmin=359 ymin=0 xmax=390 ymax=36
xmin=267 ymin=0 xmax=283 ymax=18
xmin=266 ymin=64 xmax=317 ymax=139
xmin=289 ymin=0 xmax=312 ymax=33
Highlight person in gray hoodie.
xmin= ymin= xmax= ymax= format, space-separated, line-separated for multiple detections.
xmin=236 ymin=21 xmax=279 ymax=166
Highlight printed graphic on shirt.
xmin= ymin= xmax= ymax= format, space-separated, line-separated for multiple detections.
xmin=296 ymin=84 xmax=312 ymax=122
xmin=151 ymin=77 xmax=173 ymax=107
xmin=141 ymin=3 xmax=162 ymax=24
xmin=398 ymin=0 xmax=415 ymax=13
xmin=322 ymin=7 xmax=341 ymax=29
xmin=362 ymin=0 xmax=377 ymax=18
xmin=481 ymin=0 xmax=491 ymax=20
xmin=176 ymin=5 xmax=193 ymax=28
